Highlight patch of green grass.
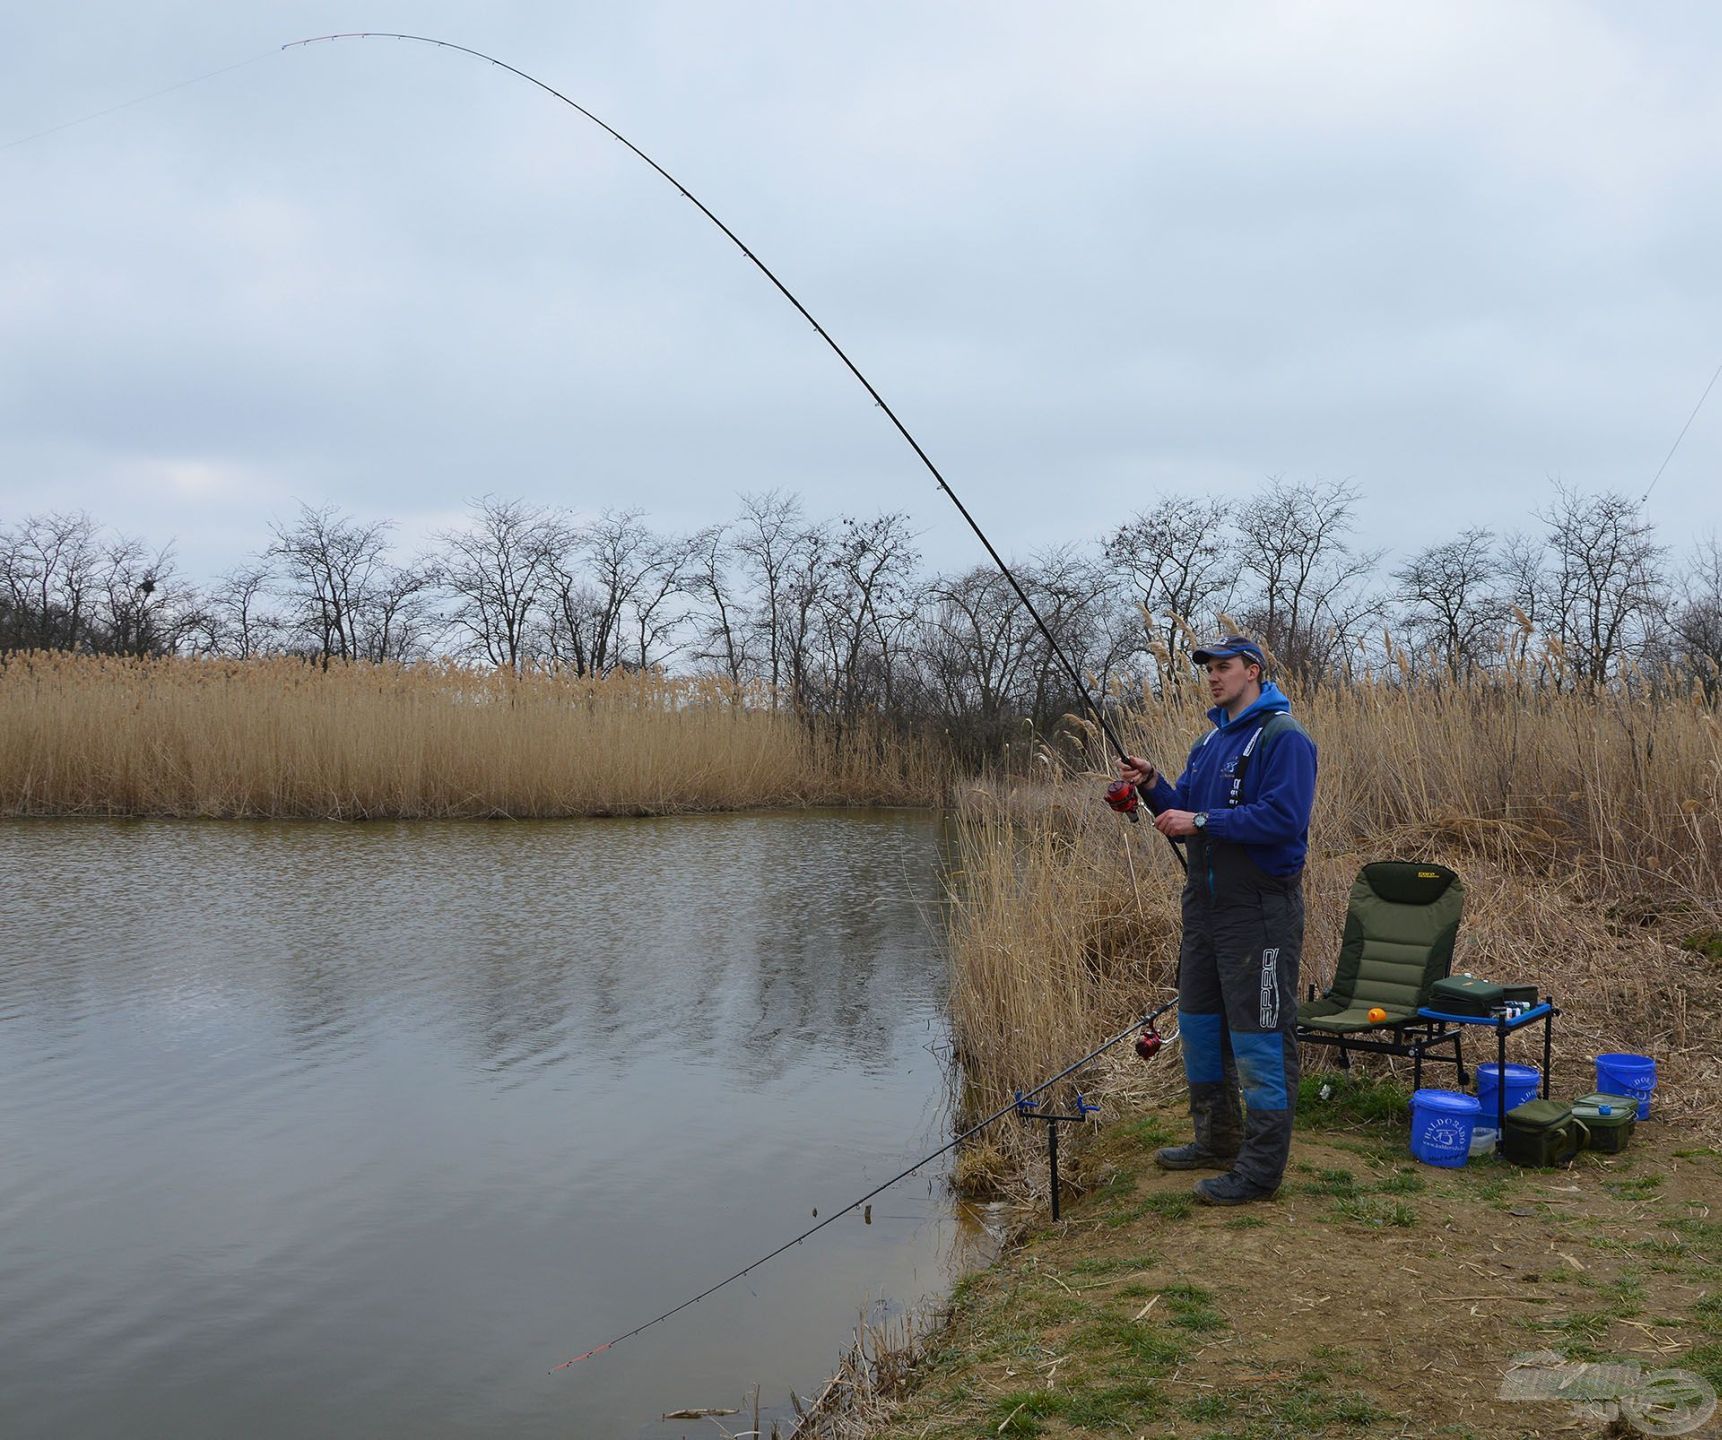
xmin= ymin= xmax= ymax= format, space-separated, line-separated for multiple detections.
xmin=1539 ymin=1308 xmax=1613 ymax=1344
xmin=1175 ymin=1377 xmax=1390 ymax=1435
xmin=1605 ymin=1172 xmax=1665 ymax=1198
xmin=1159 ymin=1282 xmax=1227 ymax=1334
xmin=1599 ymin=1272 xmax=1645 ymax=1317
xmin=1680 ymin=928 xmax=1722 ymax=960
xmin=1667 ymin=1216 xmax=1722 ymax=1257
xmin=1375 ymin=1169 xmax=1427 ymax=1194
xmin=1109 ymin=1114 xmax=1179 ymax=1150
xmin=1329 ymin=1194 xmax=1418 ymax=1228
xmin=1330 ymin=1134 xmax=1411 ymax=1164
xmin=1471 ymin=1170 xmax=1512 ymax=1203
xmin=985 ymin=1390 xmax=1052 ymax=1435
xmin=1017 ymin=1291 xmax=1091 ymax=1329
xmin=986 ymin=1374 xmax=1167 ymax=1434
xmin=1092 ymin=1168 xmax=1138 ymax=1200
xmin=1297 ymin=1167 xmax=1362 ymax=1197
xmin=1073 ymin=1313 xmax=1186 ymax=1372
xmin=1673 ymin=1146 xmax=1722 ymax=1160
xmin=1067 ymin=1253 xmax=1158 ymax=1277
xmin=1180 ymin=1390 xmax=1236 ymax=1421
xmin=1141 ymin=1191 xmax=1195 ymax=1220
xmin=1297 ymin=1071 xmax=1411 ymax=1131
xmin=1224 ymin=1213 xmax=1267 ymax=1230
xmin=1685 ymin=1340 xmax=1722 ymax=1390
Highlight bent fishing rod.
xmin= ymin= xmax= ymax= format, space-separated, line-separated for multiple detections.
xmin=283 ymin=32 xmax=1183 ymax=868
xmin=547 ymin=997 xmax=1177 ymax=1371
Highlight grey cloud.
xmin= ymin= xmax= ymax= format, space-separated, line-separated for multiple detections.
xmin=3 ymin=0 xmax=1720 ymax=585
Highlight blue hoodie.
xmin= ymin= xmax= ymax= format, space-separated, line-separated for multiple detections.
xmin=1144 ymin=682 xmax=1317 ymax=877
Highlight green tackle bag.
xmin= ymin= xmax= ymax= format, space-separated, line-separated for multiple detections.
xmin=1428 ymin=974 xmax=1504 ymax=1017
xmin=1502 ymin=1099 xmax=1587 ymax=1168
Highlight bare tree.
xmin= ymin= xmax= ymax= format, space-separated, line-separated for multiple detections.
xmin=436 ymin=496 xmax=568 ymax=670
xmin=543 ymin=510 xmax=672 ymax=676
xmin=1104 ymin=494 xmax=1237 ymax=663
xmin=268 ymin=504 xmax=434 ymax=663
xmin=1671 ymin=534 xmax=1722 ymax=694
xmin=817 ymin=512 xmax=922 ymax=719
xmin=733 ymin=490 xmax=803 ymax=695
xmin=919 ymin=564 xmax=1040 ymax=725
xmin=95 ymin=534 xmax=195 ymax=656
xmin=778 ymin=518 xmax=836 ymax=710
xmin=684 ymin=523 xmax=749 ymax=684
xmin=1233 ymin=477 xmax=1383 ymax=681
xmin=1392 ymin=527 xmax=1506 ymax=680
xmin=0 ymin=511 xmax=102 ymax=652
xmin=193 ymin=562 xmax=281 ymax=658
xmin=355 ymin=562 xmax=441 ymax=663
xmin=1536 ymin=484 xmax=1666 ymax=686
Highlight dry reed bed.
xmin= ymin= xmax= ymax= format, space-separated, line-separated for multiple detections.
xmin=0 ymin=653 xmax=941 ymax=818
xmin=947 ymin=675 xmax=1722 ymax=1182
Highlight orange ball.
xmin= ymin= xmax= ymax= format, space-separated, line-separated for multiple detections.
xmin=1367 ymin=1007 xmax=1388 ymax=1023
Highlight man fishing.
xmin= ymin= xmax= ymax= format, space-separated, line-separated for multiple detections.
xmin=1119 ymin=637 xmax=1317 ymax=1205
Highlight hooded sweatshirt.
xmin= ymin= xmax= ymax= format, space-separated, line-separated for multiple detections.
xmin=1144 ymin=681 xmax=1317 ymax=877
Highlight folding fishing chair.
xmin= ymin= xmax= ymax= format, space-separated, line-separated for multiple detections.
xmin=1296 ymin=860 xmax=1470 ymax=1088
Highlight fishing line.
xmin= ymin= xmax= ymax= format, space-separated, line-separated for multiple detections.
xmin=282 ymin=32 xmax=1182 ymax=866
xmin=548 ymin=997 xmax=1176 ymax=1371
xmin=1 ymin=51 xmax=277 ymax=152
xmin=1643 ymin=356 xmax=1722 ymax=503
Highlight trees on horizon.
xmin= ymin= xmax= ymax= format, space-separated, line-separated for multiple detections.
xmin=2 ymin=479 xmax=1718 ymax=736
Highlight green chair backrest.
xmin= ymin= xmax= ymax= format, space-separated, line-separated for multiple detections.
xmin=1324 ymin=861 xmax=1465 ymax=1014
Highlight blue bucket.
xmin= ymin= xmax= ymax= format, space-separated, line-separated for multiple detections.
xmin=1475 ymin=1062 xmax=1541 ymax=1119
xmin=1410 ymin=1088 xmax=1481 ymax=1167
xmin=1595 ymin=1053 xmax=1656 ymax=1120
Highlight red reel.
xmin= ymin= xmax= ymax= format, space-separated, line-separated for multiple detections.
xmin=1104 ymin=780 xmax=1140 ymax=821
xmin=1134 ymin=1027 xmax=1164 ymax=1062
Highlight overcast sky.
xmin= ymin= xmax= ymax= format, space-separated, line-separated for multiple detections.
xmin=4 ymin=2 xmax=1720 ymax=583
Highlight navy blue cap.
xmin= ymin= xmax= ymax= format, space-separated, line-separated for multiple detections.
xmin=1192 ymin=636 xmax=1266 ymax=666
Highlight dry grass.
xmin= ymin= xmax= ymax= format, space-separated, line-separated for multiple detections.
xmin=947 ymin=666 xmax=1722 ymax=1179
xmin=0 ymin=652 xmax=943 ymax=818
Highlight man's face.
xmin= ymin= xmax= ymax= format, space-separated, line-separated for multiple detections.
xmin=1205 ymin=655 xmax=1261 ymax=708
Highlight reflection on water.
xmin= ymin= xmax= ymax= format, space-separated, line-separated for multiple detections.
xmin=0 ymin=812 xmax=967 ymax=1439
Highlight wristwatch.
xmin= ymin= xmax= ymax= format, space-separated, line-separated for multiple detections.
xmin=1193 ymin=812 xmax=1209 ymax=832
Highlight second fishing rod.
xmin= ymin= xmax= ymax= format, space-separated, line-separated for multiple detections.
xmin=285 ymin=32 xmax=1186 ymax=872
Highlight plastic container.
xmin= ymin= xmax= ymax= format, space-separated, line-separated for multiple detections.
xmin=1410 ymin=1088 xmax=1481 ymax=1167
xmin=1572 ymin=1092 xmax=1637 ymax=1154
xmin=1595 ymin=1053 xmax=1656 ymax=1120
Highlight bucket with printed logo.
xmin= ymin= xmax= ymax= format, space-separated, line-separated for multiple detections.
xmin=1410 ymin=1088 xmax=1480 ymax=1167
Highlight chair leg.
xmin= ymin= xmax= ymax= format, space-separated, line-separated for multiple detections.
xmin=1453 ymin=1030 xmax=1468 ymax=1088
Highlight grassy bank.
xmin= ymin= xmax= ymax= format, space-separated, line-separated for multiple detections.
xmin=843 ymin=667 xmax=1722 ymax=1436
xmin=0 ymin=653 xmax=944 ymax=817
xmin=859 ymin=1079 xmax=1722 ymax=1438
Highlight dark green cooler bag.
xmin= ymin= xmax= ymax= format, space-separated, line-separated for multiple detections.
xmin=1429 ymin=975 xmax=1505 ymax=1017
xmin=1572 ymin=1093 xmax=1637 ymax=1154
xmin=1503 ymin=1099 xmax=1586 ymax=1167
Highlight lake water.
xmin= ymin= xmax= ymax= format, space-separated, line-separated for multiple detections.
xmin=0 ymin=812 xmax=972 ymax=1439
